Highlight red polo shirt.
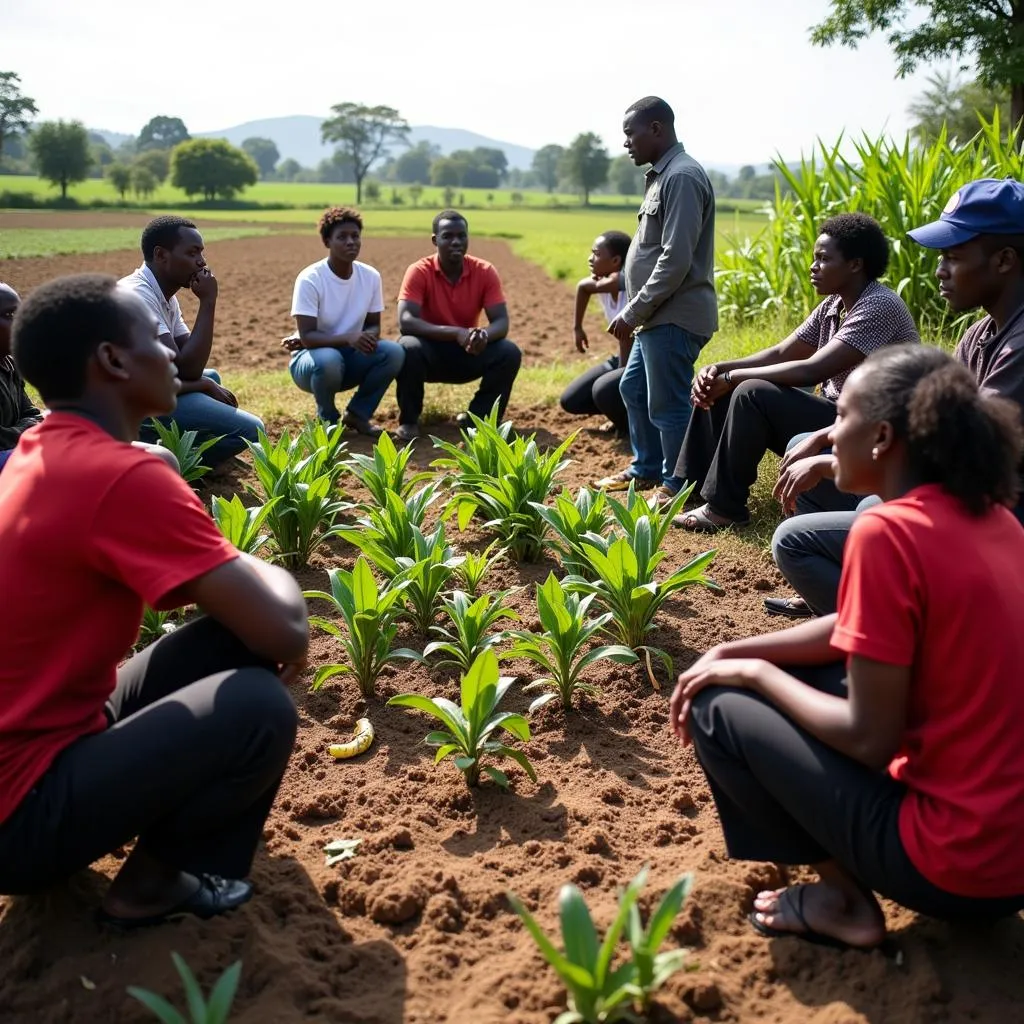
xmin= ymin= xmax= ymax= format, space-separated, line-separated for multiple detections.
xmin=398 ymin=254 xmax=505 ymax=331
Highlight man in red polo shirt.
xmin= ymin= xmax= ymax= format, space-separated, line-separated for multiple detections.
xmin=395 ymin=210 xmax=522 ymax=439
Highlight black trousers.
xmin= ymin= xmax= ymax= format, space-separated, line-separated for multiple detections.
xmin=0 ymin=617 xmax=297 ymax=895
xmin=395 ymin=335 xmax=522 ymax=425
xmin=689 ymin=664 xmax=1024 ymax=920
xmin=559 ymin=356 xmax=628 ymax=434
xmin=673 ymin=380 xmax=838 ymax=521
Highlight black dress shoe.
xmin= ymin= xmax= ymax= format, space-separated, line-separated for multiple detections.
xmin=96 ymin=874 xmax=254 ymax=930
xmin=763 ymin=596 xmax=814 ymax=619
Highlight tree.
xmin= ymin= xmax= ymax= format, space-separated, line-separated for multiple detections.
xmin=138 ymin=116 xmax=190 ymax=151
xmin=278 ymin=157 xmax=302 ymax=181
xmin=132 ymin=164 xmax=158 ymax=200
xmin=609 ymin=153 xmax=642 ymax=196
xmin=811 ymin=1 xmax=1024 ymax=140
xmin=89 ymin=136 xmax=115 ymax=177
xmin=908 ymin=69 xmax=1010 ymax=144
xmin=0 ymin=71 xmax=38 ymax=165
xmin=532 ymin=144 xmax=564 ymax=193
xmin=430 ymin=156 xmax=464 ymax=187
xmin=559 ymin=133 xmax=609 ymax=206
xmin=738 ymin=164 xmax=756 ymax=181
xmin=317 ymin=151 xmax=355 ymax=183
xmin=395 ymin=140 xmax=439 ymax=184
xmin=29 ymin=120 xmax=92 ymax=199
xmin=106 ymin=163 xmax=132 ymax=200
xmin=408 ymin=183 xmax=424 ymax=206
xmin=471 ymin=146 xmax=508 ymax=181
xmin=241 ymin=136 xmax=280 ymax=178
xmin=320 ymin=103 xmax=410 ymax=204
xmin=134 ymin=148 xmax=170 ymax=183
xmin=170 ymin=138 xmax=258 ymax=201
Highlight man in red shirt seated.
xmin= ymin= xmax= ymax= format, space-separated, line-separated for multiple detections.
xmin=394 ymin=210 xmax=521 ymax=439
xmin=0 ymin=274 xmax=308 ymax=928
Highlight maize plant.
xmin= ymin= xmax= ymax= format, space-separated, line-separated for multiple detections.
xmin=345 ymin=430 xmax=432 ymax=507
xmin=127 ymin=953 xmax=241 ymax=1024
xmin=148 ymin=419 xmax=223 ymax=485
xmin=423 ymin=588 xmax=520 ymax=672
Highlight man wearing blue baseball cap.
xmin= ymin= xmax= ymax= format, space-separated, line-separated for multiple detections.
xmin=765 ymin=177 xmax=1024 ymax=620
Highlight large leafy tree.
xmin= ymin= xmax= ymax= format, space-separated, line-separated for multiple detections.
xmin=908 ymin=69 xmax=1010 ymax=143
xmin=531 ymin=143 xmax=564 ymax=193
xmin=138 ymin=115 xmax=190 ymax=151
xmin=559 ymin=133 xmax=610 ymax=206
xmin=134 ymin=148 xmax=171 ymax=183
xmin=0 ymin=71 xmax=38 ymax=165
xmin=810 ymin=1 xmax=1024 ymax=139
xmin=29 ymin=120 xmax=92 ymax=199
xmin=241 ymin=136 xmax=280 ymax=178
xmin=170 ymin=138 xmax=258 ymax=201
xmin=320 ymin=103 xmax=410 ymax=203
xmin=395 ymin=140 xmax=439 ymax=184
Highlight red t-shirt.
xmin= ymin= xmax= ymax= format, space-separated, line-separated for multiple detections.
xmin=398 ymin=254 xmax=505 ymax=331
xmin=832 ymin=484 xmax=1024 ymax=897
xmin=0 ymin=414 xmax=237 ymax=825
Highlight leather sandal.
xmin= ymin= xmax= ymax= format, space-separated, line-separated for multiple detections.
xmin=95 ymin=874 xmax=254 ymax=931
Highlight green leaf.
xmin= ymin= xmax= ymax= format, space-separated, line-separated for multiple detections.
xmin=125 ymin=988 xmax=187 ymax=1024
xmin=205 ymin=961 xmax=242 ymax=1023
xmin=560 ymin=885 xmax=600 ymax=974
xmin=497 ymin=745 xmax=538 ymax=782
xmin=482 ymin=765 xmax=510 ymax=788
xmin=311 ymin=663 xmax=350 ymax=691
xmin=507 ymin=893 xmax=595 ymax=992
xmin=644 ymin=874 xmax=693 ymax=951
xmin=172 ymin=953 xmax=207 ymax=1024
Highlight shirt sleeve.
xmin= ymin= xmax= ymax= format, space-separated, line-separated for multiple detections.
xmin=87 ymin=458 xmax=238 ymax=609
xmin=398 ymin=262 xmax=427 ymax=305
xmin=622 ymin=169 xmax=710 ymax=327
xmin=481 ymin=264 xmax=505 ymax=308
xmin=831 ymin=509 xmax=921 ymax=666
xmin=975 ymin=332 xmax=1024 ymax=408
xmin=291 ymin=270 xmax=321 ymax=320
xmin=831 ymin=291 xmax=918 ymax=357
xmin=370 ymin=269 xmax=385 ymax=314
xmin=169 ymin=297 xmax=189 ymax=340
xmin=792 ymin=301 xmax=826 ymax=347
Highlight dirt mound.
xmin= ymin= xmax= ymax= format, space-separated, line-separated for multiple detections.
xmin=2 ymin=237 xmax=1023 ymax=1024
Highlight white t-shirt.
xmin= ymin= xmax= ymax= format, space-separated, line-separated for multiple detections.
xmin=290 ymin=259 xmax=384 ymax=336
xmin=599 ymin=288 xmax=627 ymax=324
xmin=119 ymin=264 xmax=189 ymax=339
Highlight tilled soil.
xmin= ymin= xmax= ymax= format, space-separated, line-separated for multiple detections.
xmin=1 ymin=229 xmax=1022 ymax=1024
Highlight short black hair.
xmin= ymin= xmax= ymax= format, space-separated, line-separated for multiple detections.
xmin=979 ymin=232 xmax=1024 ymax=271
xmin=141 ymin=215 xmax=197 ymax=262
xmin=819 ymin=213 xmax=890 ymax=280
xmin=318 ymin=206 xmax=363 ymax=245
xmin=12 ymin=274 xmax=132 ymax=402
xmin=625 ymin=96 xmax=675 ymax=128
xmin=597 ymin=230 xmax=631 ymax=263
xmin=432 ymin=209 xmax=467 ymax=234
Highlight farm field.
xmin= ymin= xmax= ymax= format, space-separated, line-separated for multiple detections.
xmin=1 ymin=221 xmax=1022 ymax=1024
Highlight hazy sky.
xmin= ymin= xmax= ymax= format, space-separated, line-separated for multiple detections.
xmin=8 ymin=0 xmax=942 ymax=166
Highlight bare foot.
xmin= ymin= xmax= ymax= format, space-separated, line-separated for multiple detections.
xmin=753 ymin=884 xmax=886 ymax=949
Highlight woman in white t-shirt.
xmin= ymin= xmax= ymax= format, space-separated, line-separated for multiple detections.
xmin=559 ymin=231 xmax=632 ymax=436
xmin=282 ymin=208 xmax=405 ymax=437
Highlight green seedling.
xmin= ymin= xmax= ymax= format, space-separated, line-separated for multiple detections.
xmin=338 ymin=483 xmax=443 ymax=563
xmin=388 ymin=649 xmax=535 ymax=788
xmin=423 ymin=589 xmax=520 ymax=671
xmin=533 ymin=486 xmax=612 ymax=577
xmin=305 ymin=556 xmax=419 ymax=697
xmin=452 ymin=540 xmax=507 ymax=597
xmin=345 ymin=429 xmax=432 ymax=506
xmin=148 ymin=419 xmax=223 ymax=485
xmin=509 ymin=573 xmax=637 ymax=713
xmin=210 ymin=493 xmax=280 ymax=555
xmin=127 ymin=953 xmax=241 ymax=1024
xmin=137 ymin=605 xmax=178 ymax=648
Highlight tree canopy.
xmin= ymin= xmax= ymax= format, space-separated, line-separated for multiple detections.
xmin=170 ymin=138 xmax=258 ymax=201
xmin=138 ymin=115 xmax=190 ymax=151
xmin=241 ymin=136 xmax=280 ymax=178
xmin=29 ymin=120 xmax=92 ymax=199
xmin=559 ymin=133 xmax=609 ymax=206
xmin=321 ymin=103 xmax=410 ymax=203
xmin=0 ymin=71 xmax=38 ymax=165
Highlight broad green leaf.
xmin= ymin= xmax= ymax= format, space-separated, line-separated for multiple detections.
xmin=507 ymin=893 xmax=595 ymax=991
xmin=125 ymin=988 xmax=187 ymax=1024
xmin=172 ymin=953 xmax=207 ymax=1023
xmin=482 ymin=765 xmax=510 ymax=788
xmin=559 ymin=885 xmax=600 ymax=974
xmin=644 ymin=874 xmax=693 ymax=951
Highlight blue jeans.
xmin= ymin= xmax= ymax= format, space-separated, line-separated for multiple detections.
xmin=619 ymin=324 xmax=706 ymax=486
xmin=289 ymin=341 xmax=404 ymax=423
xmin=141 ymin=369 xmax=264 ymax=469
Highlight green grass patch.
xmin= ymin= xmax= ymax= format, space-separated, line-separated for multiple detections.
xmin=1 ymin=225 xmax=277 ymax=259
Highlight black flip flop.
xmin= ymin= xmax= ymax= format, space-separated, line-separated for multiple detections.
xmin=95 ymin=874 xmax=254 ymax=931
xmin=748 ymin=884 xmax=878 ymax=953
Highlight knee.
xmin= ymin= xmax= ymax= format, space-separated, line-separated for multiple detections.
xmin=498 ymin=339 xmax=521 ymax=371
xmin=398 ymin=336 xmax=424 ymax=367
xmin=238 ymin=411 xmax=264 ymax=441
xmin=378 ymin=340 xmax=405 ymax=374
xmin=220 ymin=669 xmax=298 ymax=754
xmin=204 ymin=369 xmax=222 ymax=384
xmin=315 ymin=348 xmax=345 ymax=385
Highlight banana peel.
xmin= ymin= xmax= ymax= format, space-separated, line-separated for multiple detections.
xmin=328 ymin=717 xmax=374 ymax=759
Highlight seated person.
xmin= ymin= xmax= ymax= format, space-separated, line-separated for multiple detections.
xmin=120 ymin=216 xmax=264 ymax=469
xmin=0 ymin=282 xmax=42 ymax=471
xmin=671 ymin=344 xmax=1024 ymax=951
xmin=0 ymin=282 xmax=178 ymax=474
xmin=281 ymin=206 xmax=404 ymax=437
xmin=672 ymin=213 xmax=919 ymax=531
xmin=0 ymin=274 xmax=307 ymax=927
xmin=559 ymin=230 xmax=632 ymax=436
xmin=769 ymin=178 xmax=1024 ymax=619
xmin=394 ymin=210 xmax=521 ymax=440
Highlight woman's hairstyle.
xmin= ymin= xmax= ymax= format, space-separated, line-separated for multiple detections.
xmin=819 ymin=212 xmax=890 ymax=280
xmin=857 ymin=345 xmax=1023 ymax=515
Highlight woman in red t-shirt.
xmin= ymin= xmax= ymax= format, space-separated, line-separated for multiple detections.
xmin=0 ymin=274 xmax=309 ymax=929
xmin=670 ymin=344 xmax=1024 ymax=950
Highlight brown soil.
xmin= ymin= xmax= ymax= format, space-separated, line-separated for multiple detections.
xmin=2 ymin=232 xmax=1022 ymax=1024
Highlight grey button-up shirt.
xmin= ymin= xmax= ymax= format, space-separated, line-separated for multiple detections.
xmin=622 ymin=142 xmax=718 ymax=339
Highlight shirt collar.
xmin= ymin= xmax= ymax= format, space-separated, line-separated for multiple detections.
xmin=430 ymin=253 xmax=470 ymax=280
xmin=823 ymin=280 xmax=879 ymax=321
xmin=647 ymin=142 xmax=685 ymax=179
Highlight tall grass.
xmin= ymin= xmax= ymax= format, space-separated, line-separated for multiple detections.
xmin=716 ymin=113 xmax=1024 ymax=335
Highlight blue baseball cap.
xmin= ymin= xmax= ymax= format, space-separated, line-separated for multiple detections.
xmin=908 ymin=178 xmax=1024 ymax=249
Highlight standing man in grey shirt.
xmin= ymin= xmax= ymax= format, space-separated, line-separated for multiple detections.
xmin=596 ymin=96 xmax=718 ymax=504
